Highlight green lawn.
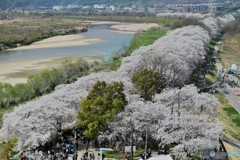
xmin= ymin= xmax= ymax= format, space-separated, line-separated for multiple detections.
xmin=130 ymin=27 xmax=168 ymax=52
xmin=223 ymin=104 xmax=240 ymax=127
xmin=215 ymin=94 xmax=240 ymax=142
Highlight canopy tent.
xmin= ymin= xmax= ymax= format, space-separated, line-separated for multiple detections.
xmin=231 ymin=64 xmax=237 ymax=70
xmin=229 ymin=64 xmax=238 ymax=74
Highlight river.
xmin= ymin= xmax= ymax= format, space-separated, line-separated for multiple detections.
xmin=0 ymin=24 xmax=133 ymax=63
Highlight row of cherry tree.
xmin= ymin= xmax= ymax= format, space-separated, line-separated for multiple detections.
xmin=95 ymin=14 xmax=235 ymax=158
xmin=0 ymin=14 xmax=235 ymax=158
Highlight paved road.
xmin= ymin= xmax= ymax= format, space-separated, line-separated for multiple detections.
xmin=214 ymin=42 xmax=240 ymax=113
xmin=222 ymin=84 xmax=240 ymax=113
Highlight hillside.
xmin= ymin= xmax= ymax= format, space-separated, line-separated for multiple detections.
xmin=0 ymin=0 xmax=226 ymax=9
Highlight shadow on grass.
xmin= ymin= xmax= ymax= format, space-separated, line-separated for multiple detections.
xmin=223 ymin=105 xmax=239 ymax=116
xmin=223 ymin=105 xmax=240 ymax=127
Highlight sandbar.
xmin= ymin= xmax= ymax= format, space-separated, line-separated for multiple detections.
xmin=88 ymin=21 xmax=121 ymax=25
xmin=110 ymin=23 xmax=159 ymax=34
xmin=8 ymin=34 xmax=104 ymax=51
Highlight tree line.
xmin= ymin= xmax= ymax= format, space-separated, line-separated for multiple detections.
xmin=0 ymin=17 xmax=87 ymax=51
xmin=0 ymin=59 xmax=91 ymax=108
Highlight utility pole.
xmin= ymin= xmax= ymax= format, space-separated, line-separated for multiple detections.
xmin=177 ymin=91 xmax=180 ymax=117
xmin=131 ymin=127 xmax=134 ymax=160
xmin=144 ymin=128 xmax=148 ymax=160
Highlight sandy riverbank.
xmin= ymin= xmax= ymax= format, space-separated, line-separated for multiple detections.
xmin=88 ymin=21 xmax=121 ymax=25
xmin=1 ymin=22 xmax=158 ymax=84
xmin=0 ymin=56 xmax=100 ymax=85
xmin=8 ymin=22 xmax=158 ymax=51
xmin=8 ymin=34 xmax=104 ymax=51
xmin=110 ymin=23 xmax=159 ymax=34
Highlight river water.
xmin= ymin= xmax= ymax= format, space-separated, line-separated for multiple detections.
xmin=0 ymin=24 xmax=133 ymax=63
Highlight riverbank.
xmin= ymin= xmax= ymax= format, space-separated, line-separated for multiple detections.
xmin=0 ymin=17 xmax=89 ymax=52
xmin=0 ymin=22 xmax=158 ymax=84
xmin=0 ymin=56 xmax=100 ymax=85
xmin=2 ymin=22 xmax=157 ymax=51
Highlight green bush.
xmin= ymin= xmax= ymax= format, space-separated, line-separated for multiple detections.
xmin=132 ymin=68 xmax=166 ymax=101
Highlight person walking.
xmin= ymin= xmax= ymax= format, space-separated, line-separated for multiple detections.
xmin=21 ymin=151 xmax=29 ymax=160
xmin=92 ymin=153 xmax=95 ymax=160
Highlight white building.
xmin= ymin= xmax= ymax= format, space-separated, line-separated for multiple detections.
xmin=132 ymin=5 xmax=137 ymax=9
xmin=53 ymin=6 xmax=64 ymax=11
xmin=109 ymin=5 xmax=115 ymax=11
xmin=67 ymin=5 xmax=79 ymax=9
xmin=94 ymin=4 xmax=105 ymax=9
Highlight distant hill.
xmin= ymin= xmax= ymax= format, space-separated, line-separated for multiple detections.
xmin=0 ymin=0 xmax=229 ymax=9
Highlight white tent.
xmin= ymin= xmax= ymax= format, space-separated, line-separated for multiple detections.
xmin=231 ymin=64 xmax=237 ymax=70
xmin=147 ymin=155 xmax=173 ymax=160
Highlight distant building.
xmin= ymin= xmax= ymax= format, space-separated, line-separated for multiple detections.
xmin=53 ymin=6 xmax=64 ymax=11
xmin=132 ymin=5 xmax=137 ymax=9
xmin=135 ymin=7 xmax=145 ymax=13
xmin=82 ymin=6 xmax=91 ymax=10
xmin=147 ymin=7 xmax=156 ymax=13
xmin=67 ymin=5 xmax=79 ymax=9
xmin=209 ymin=6 xmax=225 ymax=13
xmin=109 ymin=5 xmax=115 ymax=11
xmin=123 ymin=7 xmax=133 ymax=12
xmin=184 ymin=6 xmax=191 ymax=12
xmin=94 ymin=4 xmax=105 ymax=9
xmin=198 ymin=5 xmax=209 ymax=12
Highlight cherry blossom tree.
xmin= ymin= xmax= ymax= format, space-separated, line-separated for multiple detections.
xmin=200 ymin=15 xmax=235 ymax=38
xmin=118 ymin=25 xmax=210 ymax=86
xmin=156 ymin=13 xmax=207 ymax=20
xmin=0 ymin=14 xmax=234 ymax=152
xmin=100 ymin=85 xmax=221 ymax=158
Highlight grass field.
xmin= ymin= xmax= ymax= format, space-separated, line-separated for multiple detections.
xmin=216 ymin=94 xmax=240 ymax=143
xmin=220 ymin=30 xmax=240 ymax=68
xmin=129 ymin=27 xmax=168 ymax=52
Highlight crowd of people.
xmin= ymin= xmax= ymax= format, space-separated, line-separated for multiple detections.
xmin=140 ymin=149 xmax=152 ymax=160
xmin=20 ymin=129 xmax=84 ymax=160
xmin=20 ymin=148 xmax=78 ymax=160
